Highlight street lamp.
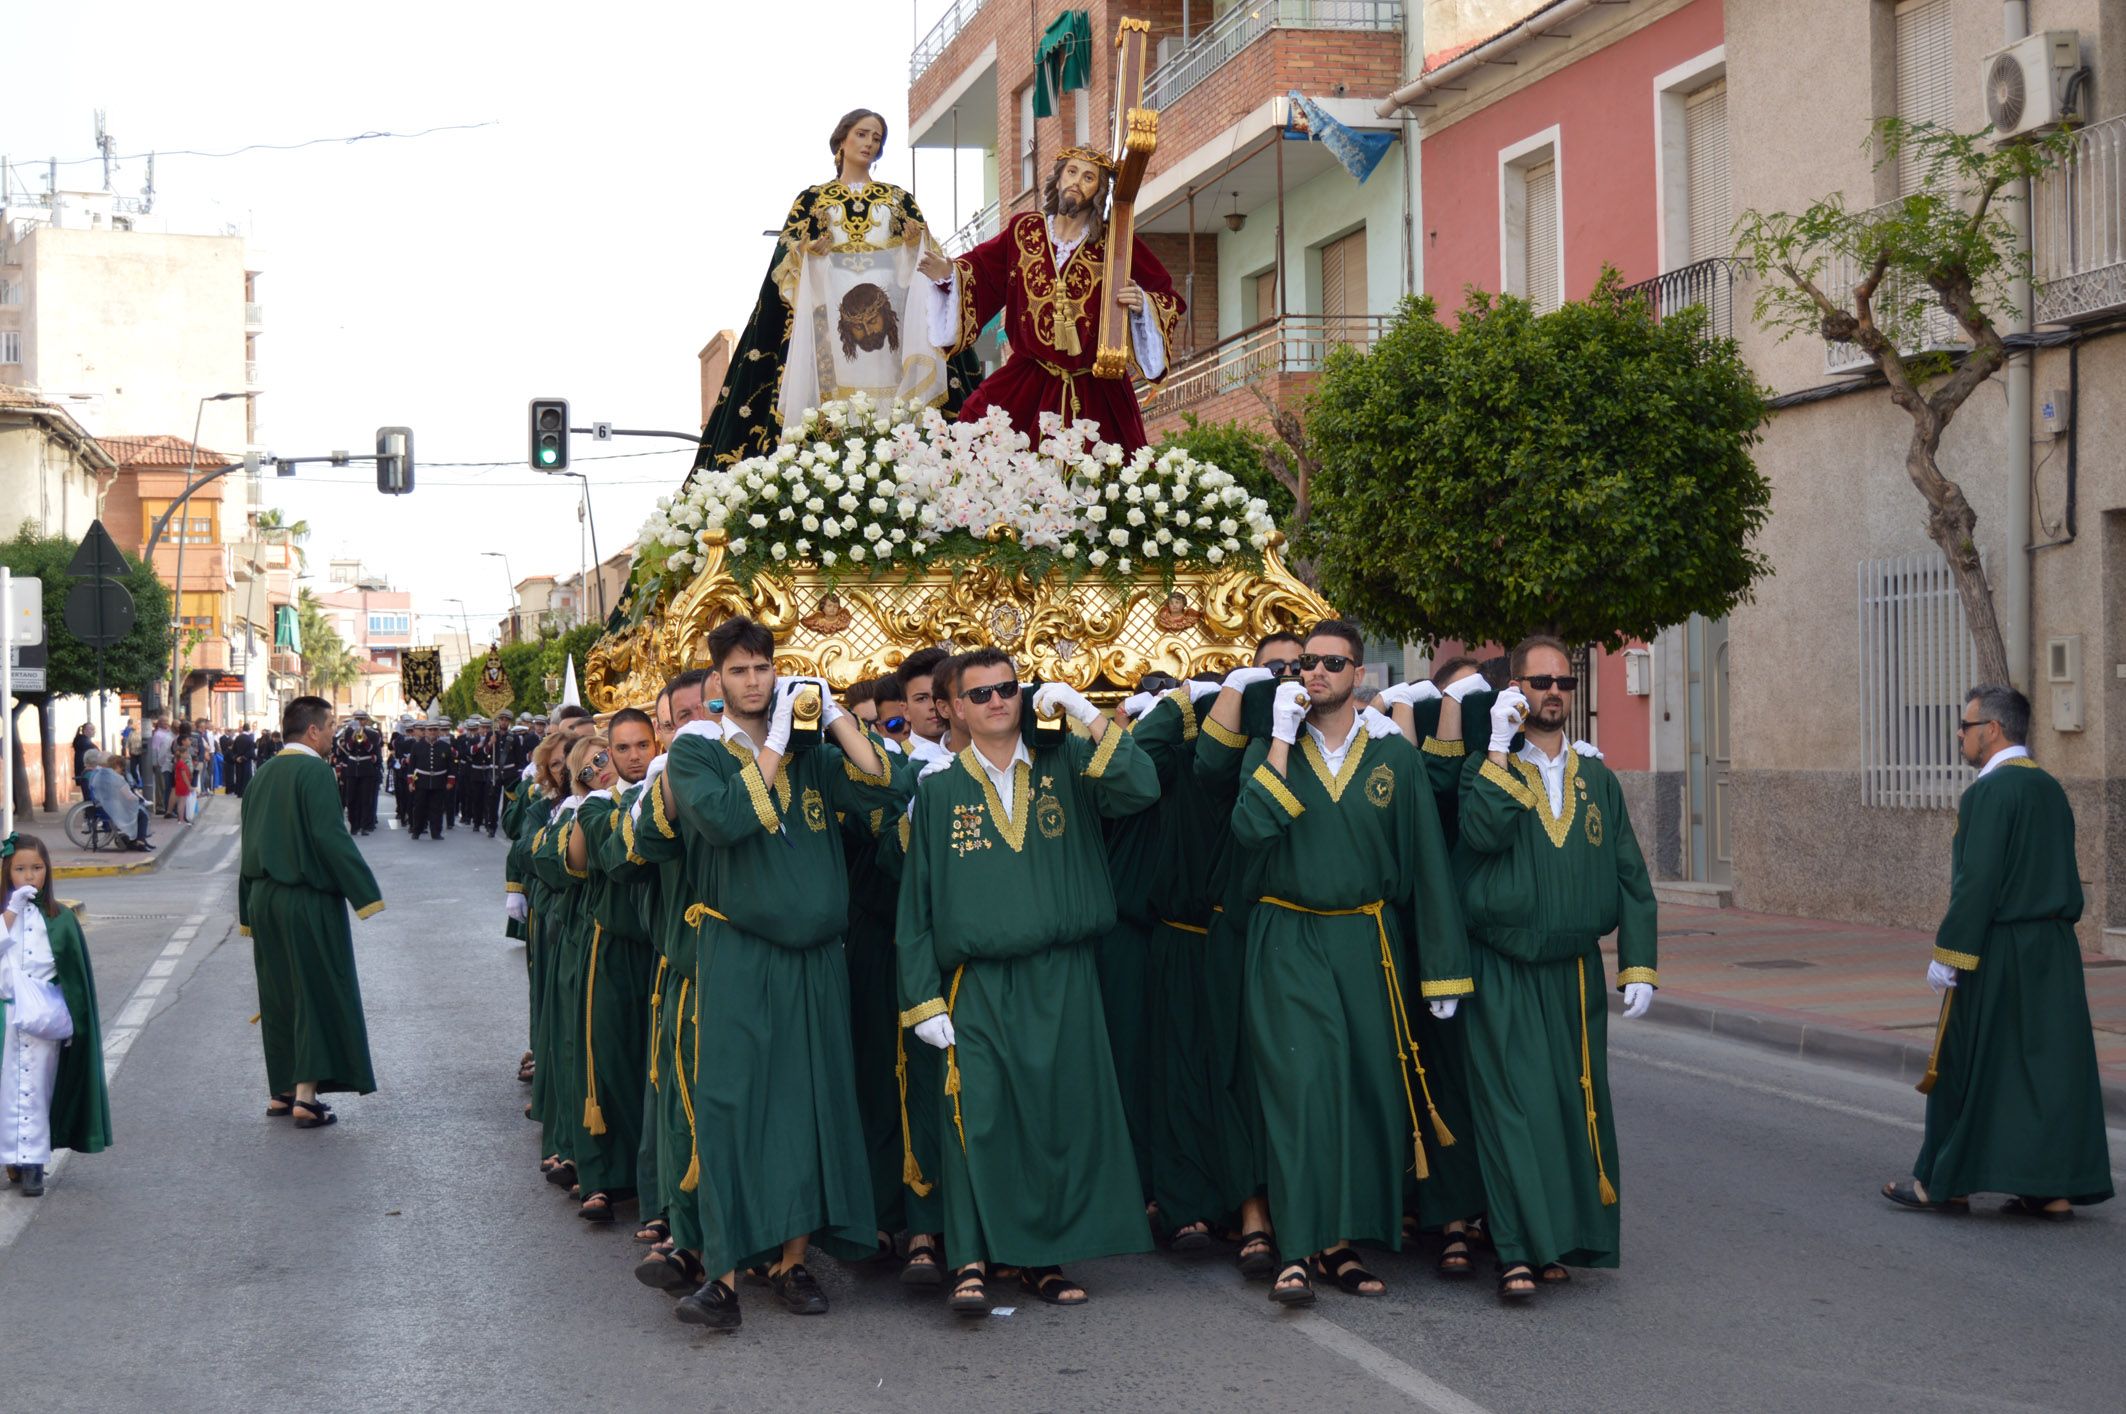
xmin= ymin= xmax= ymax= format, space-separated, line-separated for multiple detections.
xmin=540 ymin=469 xmax=606 ymax=624
xmin=447 ymin=596 xmax=473 ymax=666
xmin=481 ymin=551 xmax=515 ymax=642
xmin=169 ymin=391 xmax=253 ymax=721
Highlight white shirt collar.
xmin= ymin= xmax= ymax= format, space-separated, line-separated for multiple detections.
xmin=970 ymin=738 xmax=1033 ymax=821
xmin=721 ymin=719 xmax=762 ymax=756
xmin=1515 ymin=737 xmax=1568 ymax=814
xmin=283 ymin=742 xmax=321 ymax=759
xmin=1303 ymin=714 xmax=1362 ymax=775
xmin=1978 ymin=744 xmax=2030 ymax=778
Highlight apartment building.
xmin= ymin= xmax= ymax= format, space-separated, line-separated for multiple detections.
xmin=907 ymin=0 xmax=1420 ymax=435
xmin=96 ymin=433 xmax=238 ymax=720
xmin=0 ymin=384 xmax=115 ymax=538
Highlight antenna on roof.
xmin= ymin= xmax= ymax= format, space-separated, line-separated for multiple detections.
xmin=95 ymin=110 xmax=116 ymax=191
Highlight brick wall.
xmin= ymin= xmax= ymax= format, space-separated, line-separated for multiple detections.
xmin=1142 ymin=369 xmax=1319 ymax=443
xmin=1139 ymin=231 xmax=1220 ymax=354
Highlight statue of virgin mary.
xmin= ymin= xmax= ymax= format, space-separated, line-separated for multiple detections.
xmin=686 ymin=109 xmax=982 ymax=482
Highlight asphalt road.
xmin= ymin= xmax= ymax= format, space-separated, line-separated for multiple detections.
xmin=2 ymin=803 xmax=2122 ymax=1413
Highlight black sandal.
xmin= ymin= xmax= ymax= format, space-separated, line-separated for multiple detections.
xmin=948 ymin=1264 xmax=990 ymax=1315
xmin=1268 ymin=1260 xmax=1316 ymax=1307
xmin=1019 ymin=1266 xmax=1087 ymax=1306
xmin=1881 ymin=1179 xmax=1967 ymax=1212
xmin=1311 ymin=1246 xmax=1384 ymax=1296
xmin=578 ymin=1191 xmax=616 ymax=1223
xmin=634 ymin=1246 xmax=705 ymax=1292
xmin=901 ymin=1236 xmax=945 ymax=1287
xmin=1498 ymin=1263 xmax=1537 ymax=1301
xmin=2002 ymin=1196 xmax=2074 ymax=1222
xmin=1539 ymin=1262 xmax=1570 ymax=1284
xmin=290 ymin=1098 xmax=336 ymax=1129
xmin=1236 ymin=1230 xmax=1280 ymax=1280
xmin=544 ymin=1161 xmax=577 ymax=1188
xmin=1437 ymin=1226 xmax=1474 ymax=1277
xmin=1169 ymin=1220 xmax=1213 ymax=1253
xmin=634 ymin=1218 xmax=670 ymax=1245
xmin=266 ymin=1092 xmax=294 ymax=1118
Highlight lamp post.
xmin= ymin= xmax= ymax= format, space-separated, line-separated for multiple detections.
xmin=541 ymin=469 xmax=606 ymax=623
xmin=447 ymin=596 xmax=473 ymax=673
xmin=481 ymin=551 xmax=515 ymax=642
xmin=168 ymin=391 xmax=251 ymax=721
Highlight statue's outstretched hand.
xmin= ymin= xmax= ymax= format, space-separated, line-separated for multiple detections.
xmin=916 ymin=248 xmax=953 ymax=284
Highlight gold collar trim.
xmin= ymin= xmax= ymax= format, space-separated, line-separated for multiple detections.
xmin=1300 ymin=727 xmax=1368 ymax=804
xmin=1509 ymin=749 xmax=1578 ymax=849
xmin=958 ymin=747 xmax=1031 ymax=853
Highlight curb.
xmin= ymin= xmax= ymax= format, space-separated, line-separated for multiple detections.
xmin=52 ymin=797 xmax=218 ymax=881
xmin=1619 ymin=988 xmax=2126 ymax=1125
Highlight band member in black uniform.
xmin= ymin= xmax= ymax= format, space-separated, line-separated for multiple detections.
xmin=389 ymin=716 xmax=415 ymax=826
xmin=226 ymin=722 xmax=257 ymax=797
xmin=334 ymin=710 xmax=384 ymax=835
xmin=406 ymin=720 xmax=452 ymax=841
xmin=462 ymin=718 xmax=500 ymax=835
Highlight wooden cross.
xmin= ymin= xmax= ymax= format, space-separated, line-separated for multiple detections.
xmin=1093 ymin=16 xmax=1158 ymax=381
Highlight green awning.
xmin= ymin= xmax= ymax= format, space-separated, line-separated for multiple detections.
xmin=1033 ymin=10 xmax=1093 ymax=119
xmin=274 ymin=603 xmax=301 ymax=654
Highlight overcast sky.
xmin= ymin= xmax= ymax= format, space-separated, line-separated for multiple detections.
xmin=11 ymin=0 xmax=974 ymax=642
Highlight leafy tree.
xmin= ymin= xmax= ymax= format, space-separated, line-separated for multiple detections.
xmin=294 ymin=587 xmax=361 ymax=703
xmin=0 ymin=523 xmax=173 ymax=697
xmin=1304 ymin=271 xmax=1772 ymax=649
xmin=252 ymin=506 xmax=311 ymax=568
xmin=1736 ymin=119 xmax=2071 ymax=687
xmin=439 ymin=637 xmax=565 ymax=721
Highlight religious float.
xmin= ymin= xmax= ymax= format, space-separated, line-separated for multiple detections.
xmin=583 ymin=19 xmax=1331 ymax=710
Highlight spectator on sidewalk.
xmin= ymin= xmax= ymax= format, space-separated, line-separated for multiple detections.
xmin=82 ymin=751 xmax=155 ymax=851
xmin=227 ymin=723 xmax=257 ymax=798
xmin=69 ymin=725 xmax=96 ymax=799
xmin=121 ymin=717 xmax=142 ymax=788
xmin=149 ymin=719 xmax=174 ymax=816
xmin=172 ymin=729 xmax=198 ymax=824
xmin=1883 ymin=684 xmax=2113 ymax=1220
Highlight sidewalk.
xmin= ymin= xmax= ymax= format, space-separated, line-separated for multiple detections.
xmin=1607 ymin=905 xmax=2126 ymax=1119
xmin=33 ymin=791 xmax=220 ymax=879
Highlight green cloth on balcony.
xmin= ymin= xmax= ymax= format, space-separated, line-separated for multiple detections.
xmin=1033 ymin=10 xmax=1093 ymax=119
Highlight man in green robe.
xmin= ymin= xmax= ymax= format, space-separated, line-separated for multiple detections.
xmin=1220 ymin=622 xmax=1468 ymax=1306
xmin=1457 ymin=636 xmax=1657 ymax=1298
xmin=238 ymin=696 xmax=386 ymax=1127
xmin=661 ymin=615 xmax=912 ymax=1331
xmin=897 ymin=648 xmax=1161 ymax=1312
xmin=1884 ymin=684 xmax=2112 ymax=1217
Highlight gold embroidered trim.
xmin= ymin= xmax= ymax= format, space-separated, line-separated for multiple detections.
xmin=504 ymin=882 xmax=525 ymax=895
xmin=897 ymin=814 xmax=911 ymax=852
xmin=1931 ymin=947 xmax=1980 ymax=971
xmin=1252 ymin=763 xmax=1305 ymax=818
xmin=239 ymin=924 xmax=252 ymax=937
xmin=1084 ymin=721 xmax=1124 ymax=778
xmin=1510 ymin=750 xmax=1579 ymax=849
xmin=1202 ymin=716 xmax=1246 ymax=749
xmin=355 ymin=900 xmax=385 ymax=920
xmin=1171 ymin=688 xmax=1199 ymax=742
xmin=1300 ymin=729 xmax=1368 ymax=803
xmin=1421 ymin=737 xmax=1465 ymax=758
xmin=1478 ymin=758 xmax=1537 ymax=810
xmin=620 ymin=807 xmax=645 ymax=866
xmin=736 ymin=757 xmax=780 ymax=835
xmin=651 ymin=775 xmax=676 ymax=839
xmin=1616 ymin=967 xmax=1659 ymax=988
xmin=560 ymin=821 xmax=589 ymax=879
xmin=958 ymin=748 xmax=1031 ymax=852
xmin=900 ymin=997 xmax=948 ymax=1028
xmin=1420 ymin=977 xmax=1474 ymax=998
xmin=868 ymin=807 xmax=884 ymax=835
xmin=844 ymin=746 xmax=894 ymax=787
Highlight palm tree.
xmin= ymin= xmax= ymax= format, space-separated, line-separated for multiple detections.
xmin=254 ymin=506 xmax=311 ymax=568
xmin=296 ymin=588 xmax=358 ymax=699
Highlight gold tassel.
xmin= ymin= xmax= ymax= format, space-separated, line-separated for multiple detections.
xmin=1917 ymin=991 xmax=1953 ymax=1095
xmin=581 ymin=924 xmax=605 ymax=1135
xmin=945 ymin=964 xmax=967 ymax=1153
xmin=1577 ymin=958 xmax=1619 ymax=1207
xmin=676 ymin=978 xmax=700 ymax=1192
xmin=583 ymin=1095 xmax=607 ymax=1136
xmin=646 ymin=957 xmax=667 ymax=1089
xmin=896 ymin=1029 xmax=933 ymax=1197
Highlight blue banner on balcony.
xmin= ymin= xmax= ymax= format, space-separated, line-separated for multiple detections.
xmin=1285 ymin=91 xmax=1396 ymax=185
xmin=1033 ymin=11 xmax=1093 ymax=119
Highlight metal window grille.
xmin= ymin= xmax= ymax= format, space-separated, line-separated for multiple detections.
xmin=1859 ymin=555 xmax=1977 ymax=808
xmin=2034 ymin=112 xmax=2126 ymax=323
xmin=0 ymin=330 xmax=18 ymax=363
xmin=1894 ymin=0 xmax=1955 ymax=197
xmin=1568 ymin=645 xmax=1598 ymax=748
xmin=1524 ymin=161 xmax=1560 ymax=313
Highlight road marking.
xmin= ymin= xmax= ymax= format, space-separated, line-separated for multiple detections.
xmin=115 ymin=998 xmax=154 ymax=1028
xmin=145 ymin=958 xmax=178 ymax=978
xmin=1282 ymin=1310 xmax=1498 ymax=1413
xmin=131 ymin=978 xmax=165 ymax=999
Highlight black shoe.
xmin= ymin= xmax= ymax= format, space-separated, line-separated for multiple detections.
xmin=769 ymin=1262 xmax=829 ymax=1315
xmin=19 ymin=1164 xmax=45 ymax=1197
xmin=674 ymin=1278 xmax=742 ymax=1330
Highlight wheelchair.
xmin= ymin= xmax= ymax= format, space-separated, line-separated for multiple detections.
xmin=64 ymin=798 xmax=130 ymax=853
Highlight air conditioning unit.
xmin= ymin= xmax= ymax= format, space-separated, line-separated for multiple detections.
xmin=1981 ymin=31 xmax=2081 ymax=140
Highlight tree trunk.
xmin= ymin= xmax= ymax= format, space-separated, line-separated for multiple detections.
xmin=1907 ymin=440 xmax=2013 ymax=688
xmin=8 ymin=699 xmax=30 ymax=817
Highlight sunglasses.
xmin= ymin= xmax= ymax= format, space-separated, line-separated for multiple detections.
xmin=1954 ymin=718 xmax=1990 ymax=735
xmin=1264 ymin=660 xmax=1304 ymax=678
xmin=1521 ymin=675 xmax=1579 ymax=692
xmin=878 ymin=715 xmax=909 ymax=733
xmin=1296 ymin=654 xmax=1355 ymax=673
xmin=960 ymin=680 xmax=1021 ymax=705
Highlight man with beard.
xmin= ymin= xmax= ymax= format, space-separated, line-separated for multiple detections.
xmin=1458 ymin=635 xmax=1657 ymax=1299
xmin=916 ymin=149 xmax=1184 ymax=451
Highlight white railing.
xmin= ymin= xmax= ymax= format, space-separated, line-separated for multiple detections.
xmin=1150 ymin=314 xmax=1390 ymax=411
xmin=2034 ymin=112 xmax=2126 ymax=325
xmin=244 ymin=301 xmax=264 ymax=326
xmin=1822 ymin=200 xmax=1968 ymax=374
xmin=945 ymin=200 xmax=1000 ymax=255
xmin=1145 ymin=0 xmax=1403 ymax=112
xmin=245 ymin=359 xmax=260 ymax=384
xmin=910 ymin=0 xmax=993 ymax=84
xmin=1858 ymin=554 xmax=1977 ymax=810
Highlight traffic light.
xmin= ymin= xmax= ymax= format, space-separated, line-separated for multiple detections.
xmin=529 ymin=398 xmax=570 ymax=470
xmin=376 ymin=425 xmax=414 ymax=494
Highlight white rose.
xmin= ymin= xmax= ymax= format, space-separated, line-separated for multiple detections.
xmin=838 ymin=493 xmax=859 ymax=513
xmin=823 ymin=518 xmax=842 ymax=538
xmin=1219 ymin=518 xmax=1238 ymax=536
xmin=795 ymin=538 xmax=811 ymax=555
xmin=748 ymin=513 xmax=768 ymax=530
xmin=1061 ymin=543 xmax=1078 ymax=559
xmin=1126 ymin=507 xmax=1147 ymax=527
xmin=1155 ymin=526 xmax=1172 ymax=543
xmin=778 ymin=506 xmax=796 ymax=522
xmin=1088 ymin=548 xmax=1110 ymax=567
xmin=1172 ymin=511 xmax=1191 ymax=528
xmin=1207 ymin=546 xmax=1226 ymax=564
xmin=1086 ymin=504 xmax=1108 ymax=523
xmin=1143 ymin=541 xmax=1160 ymax=559
xmin=1117 ymin=558 xmax=1133 ymax=575
xmin=802 ymin=514 xmax=820 ymax=533
xmin=771 ymin=543 xmax=789 ymax=561
xmin=1174 ymin=538 xmax=1190 ymax=556
xmin=869 ymin=496 xmax=889 ymax=515
xmin=1108 ymin=528 xmax=1131 ymax=547
xmin=864 ymin=522 xmax=884 ymax=541
xmin=728 ymin=537 xmax=747 ymax=555
xmin=848 ymin=545 xmax=866 ymax=562
xmin=821 ymin=549 xmax=838 ymax=566
xmin=890 ymin=528 xmax=907 ymax=543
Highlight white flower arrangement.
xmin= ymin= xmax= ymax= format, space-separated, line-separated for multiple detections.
xmin=628 ymin=393 xmax=1278 ymax=600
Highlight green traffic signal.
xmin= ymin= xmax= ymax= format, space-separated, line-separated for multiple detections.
xmin=528 ymin=397 xmax=570 ymax=470
xmin=538 ymin=444 xmax=559 ymax=466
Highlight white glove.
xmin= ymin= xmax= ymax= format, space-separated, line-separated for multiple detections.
xmin=913 ymin=1014 xmax=956 ymax=1050
xmin=4 ymin=885 xmax=35 ymax=917
xmin=671 ymin=720 xmax=721 ymax=748
xmin=816 ymin=680 xmax=848 ymax=730
xmin=1428 ymin=997 xmax=1459 ymax=1020
xmin=560 ymin=794 xmax=583 ymax=813
xmin=1270 ymin=680 xmax=1309 ymax=745
xmin=1487 ymin=688 xmax=1529 ymax=752
xmin=1224 ymin=665 xmax=1276 ymax=692
xmin=1444 ymin=673 xmax=1491 ymax=704
xmin=1378 ymin=680 xmax=1441 ymax=709
xmin=1185 ymin=679 xmax=1222 ymax=703
xmin=765 ymin=678 xmax=799 ymax=755
xmin=644 ymin=751 xmax=670 ymax=782
xmin=1359 ymin=706 xmax=1400 ymax=739
xmin=1034 ymin=682 xmax=1100 ymax=726
xmin=1572 ymin=740 xmax=1604 ymax=760
xmin=1122 ymin=691 xmax=1157 ymax=721
xmin=1621 ymin=982 xmax=1654 ymax=1019
xmin=506 ymin=893 xmax=529 ymax=922
xmin=1927 ymin=960 xmax=1960 ymax=994
xmin=878 ymin=736 xmax=903 ymax=755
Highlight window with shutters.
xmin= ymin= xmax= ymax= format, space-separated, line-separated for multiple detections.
xmin=0 ymin=330 xmax=18 ymax=364
xmin=1685 ymin=80 xmax=1730 ymax=264
xmin=1320 ymin=228 xmax=1367 ymax=344
xmin=1254 ymin=269 xmax=1278 ymax=325
xmin=1498 ymin=127 xmax=1563 ymax=312
xmin=1019 ymin=84 xmax=1038 ymax=194
xmin=1523 ymin=163 xmax=1560 ymax=312
xmin=1894 ymin=0 xmax=1954 ymax=195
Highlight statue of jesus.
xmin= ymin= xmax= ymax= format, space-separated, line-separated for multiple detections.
xmin=915 ymin=147 xmax=1185 ymax=451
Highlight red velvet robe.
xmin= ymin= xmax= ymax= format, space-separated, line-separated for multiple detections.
xmin=944 ymin=211 xmax=1185 ymax=450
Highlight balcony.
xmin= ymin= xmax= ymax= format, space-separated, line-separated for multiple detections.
xmin=2034 ymin=112 xmax=2126 ymax=325
xmin=1143 ymin=313 xmax=1390 ymax=426
xmin=1145 ymin=0 xmax=1403 ymax=112
xmin=244 ymin=301 xmax=264 ymax=328
xmin=910 ymin=0 xmax=992 ymax=84
xmin=269 ymin=651 xmax=303 ymax=676
xmin=945 ymin=200 xmax=1000 ymax=256
xmin=1820 ymin=201 xmax=1968 ymax=375
xmin=245 ymin=358 xmax=260 ymax=384
xmin=1617 ymin=258 xmax=1742 ymax=340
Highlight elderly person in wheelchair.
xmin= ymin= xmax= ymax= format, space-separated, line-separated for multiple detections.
xmin=82 ymin=749 xmax=155 ymax=851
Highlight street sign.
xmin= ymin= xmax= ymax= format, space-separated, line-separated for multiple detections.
xmin=65 ymin=579 xmax=135 ymax=647
xmin=67 ymin=519 xmax=132 ymax=581
xmin=7 ymin=575 xmax=43 ymax=645
xmin=592 ymin=422 xmax=613 ymax=441
xmin=9 ymin=667 xmax=44 ymax=691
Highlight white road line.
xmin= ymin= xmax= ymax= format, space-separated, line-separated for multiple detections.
xmin=1283 ymin=1310 xmax=1499 ymax=1414
xmin=131 ymin=978 xmax=165 ymax=999
xmin=115 ymin=998 xmax=153 ymax=1028
xmin=145 ymin=958 xmax=178 ymax=978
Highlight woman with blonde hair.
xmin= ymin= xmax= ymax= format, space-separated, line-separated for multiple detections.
xmin=528 ymin=735 xmax=613 ymax=1208
xmin=517 ymin=729 xmax=574 ymax=1151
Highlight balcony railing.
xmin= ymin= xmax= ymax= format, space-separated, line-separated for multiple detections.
xmin=945 ymin=200 xmax=1000 ymax=256
xmin=1149 ymin=313 xmax=1391 ymax=413
xmin=1821 ymin=200 xmax=1968 ymax=375
xmin=910 ymin=0 xmax=992 ymax=84
xmin=244 ymin=301 xmax=264 ymax=327
xmin=2034 ymin=112 xmax=2126 ymax=325
xmin=1617 ymin=257 xmax=1741 ymax=340
xmin=1145 ymin=0 xmax=1403 ymax=112
xmin=245 ymin=359 xmax=260 ymax=384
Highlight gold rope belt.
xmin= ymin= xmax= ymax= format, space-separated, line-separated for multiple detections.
xmin=1258 ymin=896 xmax=1454 ymax=1181
xmin=1160 ymin=919 xmax=1210 ymax=936
xmin=581 ymin=923 xmax=607 ymax=1136
xmin=1033 ymin=357 xmax=1091 ymax=425
xmin=944 ymin=964 xmax=968 ymax=1152
xmin=895 ymin=1026 xmax=935 ymax=1197
xmin=1575 ymin=958 xmax=1619 ymax=1206
xmin=1917 ymin=991 xmax=1953 ymax=1096
xmin=675 ymin=977 xmax=700 ymax=1193
xmin=646 ymin=955 xmax=668 ymax=1089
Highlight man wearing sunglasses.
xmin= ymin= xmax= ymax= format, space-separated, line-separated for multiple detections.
xmin=1881 ymin=684 xmax=2107 ymax=1221
xmin=1219 ymin=620 xmax=1466 ymax=1307
xmin=869 ymin=677 xmax=915 ymax=752
xmin=1457 ymin=634 xmax=1656 ymax=1300
xmin=897 ymin=648 xmax=1160 ymax=1313
xmin=658 ymin=616 xmax=913 ymax=1331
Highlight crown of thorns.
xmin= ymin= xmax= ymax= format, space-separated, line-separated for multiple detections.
xmin=1054 ymin=146 xmax=1115 ymax=173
